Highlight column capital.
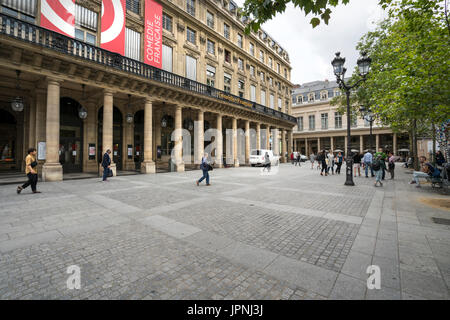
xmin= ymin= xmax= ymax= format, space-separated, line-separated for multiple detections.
xmin=104 ymin=89 xmax=115 ymax=96
xmin=46 ymin=77 xmax=62 ymax=86
xmin=145 ymin=97 xmax=154 ymax=104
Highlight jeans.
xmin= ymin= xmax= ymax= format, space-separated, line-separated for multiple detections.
xmin=364 ymin=162 xmax=374 ymax=177
xmin=321 ymin=161 xmax=327 ymax=173
xmin=375 ymin=169 xmax=383 ymax=183
xmin=413 ymin=171 xmax=429 ymax=184
xmin=336 ymin=163 xmax=342 ymax=174
xmin=198 ymin=169 xmax=209 ymax=184
xmin=102 ymin=167 xmax=110 ymax=181
xmin=22 ymin=173 xmax=38 ymax=192
xmin=389 ymin=168 xmax=394 ymax=179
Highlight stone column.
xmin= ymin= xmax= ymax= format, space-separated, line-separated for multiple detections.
xmin=376 ymin=134 xmax=380 ymax=151
xmin=305 ymin=138 xmax=308 ymax=155
xmin=232 ymin=117 xmax=239 ymax=167
xmin=216 ymin=113 xmax=223 ymax=167
xmin=256 ymin=123 xmax=261 ymax=150
xmin=35 ymin=89 xmax=46 ymax=172
xmin=101 ymin=90 xmax=116 ymax=176
xmin=272 ymin=128 xmax=279 ymax=155
xmin=42 ymin=78 xmax=63 ymax=181
xmin=281 ymin=129 xmax=287 ymax=162
xmin=245 ymin=120 xmax=250 ymax=164
xmin=195 ymin=109 xmax=204 ymax=167
xmin=266 ymin=125 xmax=270 ymax=149
xmin=84 ymin=101 xmax=98 ymax=173
xmin=360 ymin=135 xmax=363 ymax=153
xmin=393 ymin=133 xmax=397 ymax=154
xmin=141 ymin=98 xmax=155 ymax=173
xmin=331 ymin=136 xmax=334 ymax=153
xmin=317 ymin=137 xmax=321 ymax=152
xmin=288 ymin=130 xmax=293 ymax=155
xmin=174 ymin=105 xmax=184 ymax=172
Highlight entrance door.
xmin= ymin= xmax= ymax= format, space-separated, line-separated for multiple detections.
xmin=97 ymin=106 xmax=123 ymax=171
xmin=60 ymin=128 xmax=82 ymax=173
xmin=113 ymin=123 xmax=122 ymax=170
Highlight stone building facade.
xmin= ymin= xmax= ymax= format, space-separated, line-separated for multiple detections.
xmin=291 ymin=80 xmax=410 ymax=157
xmin=0 ymin=0 xmax=296 ymax=180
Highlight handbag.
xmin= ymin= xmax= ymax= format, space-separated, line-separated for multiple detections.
xmin=207 ymin=164 xmax=213 ymax=171
xmin=30 ymin=161 xmax=38 ymax=168
xmin=107 ymin=168 xmax=113 ymax=177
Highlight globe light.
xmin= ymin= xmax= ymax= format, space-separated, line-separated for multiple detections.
xmin=357 ymin=51 xmax=372 ymax=77
xmin=126 ymin=113 xmax=134 ymax=123
xmin=331 ymin=52 xmax=345 ymax=77
xmin=11 ymin=97 xmax=24 ymax=112
xmin=78 ymin=107 xmax=88 ymax=119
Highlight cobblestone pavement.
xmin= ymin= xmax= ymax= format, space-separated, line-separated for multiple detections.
xmin=0 ymin=162 xmax=449 ymax=299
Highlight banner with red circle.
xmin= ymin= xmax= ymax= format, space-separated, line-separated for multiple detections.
xmin=40 ymin=0 xmax=75 ymax=38
xmin=101 ymin=0 xmax=126 ymax=55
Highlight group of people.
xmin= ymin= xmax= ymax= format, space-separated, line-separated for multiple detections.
xmin=289 ymin=151 xmax=302 ymax=166
xmin=310 ymin=150 xmax=344 ymax=176
xmin=351 ymin=148 xmax=396 ymax=187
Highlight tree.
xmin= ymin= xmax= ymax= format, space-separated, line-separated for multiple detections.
xmin=331 ymin=0 xmax=450 ymax=169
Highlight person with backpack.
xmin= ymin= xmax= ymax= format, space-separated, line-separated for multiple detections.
xmin=17 ymin=148 xmax=40 ymax=194
xmin=197 ymin=153 xmax=211 ymax=186
xmin=102 ymin=149 xmax=112 ymax=182
xmin=262 ymin=151 xmax=271 ymax=172
xmin=372 ymin=154 xmax=383 ymax=187
xmin=336 ymin=152 xmax=343 ymax=174
xmin=388 ymin=151 xmax=396 ymax=179
xmin=353 ymin=151 xmax=362 ymax=177
xmin=409 ymin=156 xmax=440 ymax=188
xmin=374 ymin=148 xmax=387 ymax=180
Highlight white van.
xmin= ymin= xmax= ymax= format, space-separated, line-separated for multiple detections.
xmin=249 ymin=149 xmax=279 ymax=166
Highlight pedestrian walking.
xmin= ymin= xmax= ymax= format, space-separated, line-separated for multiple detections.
xmin=327 ymin=151 xmax=335 ymax=175
xmin=296 ymin=152 xmax=301 ymax=167
xmin=373 ymin=154 xmax=383 ymax=187
xmin=310 ymin=152 xmax=315 ymax=169
xmin=102 ymin=149 xmax=112 ymax=181
xmin=196 ymin=153 xmax=211 ymax=186
xmin=374 ymin=148 xmax=387 ymax=180
xmin=336 ymin=152 xmax=343 ymax=174
xmin=318 ymin=150 xmax=327 ymax=176
xmin=353 ymin=151 xmax=362 ymax=177
xmin=388 ymin=151 xmax=395 ymax=179
xmin=362 ymin=150 xmax=374 ymax=178
xmin=262 ymin=151 xmax=271 ymax=172
xmin=17 ymin=148 xmax=40 ymax=194
xmin=290 ymin=152 xmax=294 ymax=165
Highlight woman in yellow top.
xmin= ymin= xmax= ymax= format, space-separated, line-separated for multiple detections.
xmin=17 ymin=148 xmax=41 ymax=194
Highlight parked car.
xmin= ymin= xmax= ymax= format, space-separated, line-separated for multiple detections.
xmin=249 ymin=149 xmax=279 ymax=166
xmin=299 ymin=154 xmax=308 ymax=162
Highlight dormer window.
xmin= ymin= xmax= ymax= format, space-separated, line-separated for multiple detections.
xmin=297 ymin=96 xmax=303 ymax=104
xmin=308 ymin=93 xmax=315 ymax=102
xmin=320 ymin=91 xmax=328 ymax=100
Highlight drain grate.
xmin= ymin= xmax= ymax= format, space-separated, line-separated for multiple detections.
xmin=432 ymin=217 xmax=450 ymax=225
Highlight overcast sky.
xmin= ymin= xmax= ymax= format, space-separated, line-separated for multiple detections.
xmin=234 ymin=0 xmax=387 ymax=85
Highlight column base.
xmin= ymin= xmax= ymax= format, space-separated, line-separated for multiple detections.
xmin=234 ymin=159 xmax=239 ymax=167
xmin=42 ymin=163 xmax=63 ymax=182
xmin=141 ymin=161 xmax=156 ymax=174
xmin=124 ymin=160 xmax=136 ymax=171
xmin=175 ymin=162 xmax=185 ymax=172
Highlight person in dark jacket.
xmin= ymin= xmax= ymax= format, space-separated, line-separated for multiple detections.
xmin=318 ymin=150 xmax=327 ymax=176
xmin=336 ymin=152 xmax=343 ymax=174
xmin=196 ymin=153 xmax=211 ymax=186
xmin=102 ymin=149 xmax=112 ymax=181
xmin=436 ymin=151 xmax=445 ymax=166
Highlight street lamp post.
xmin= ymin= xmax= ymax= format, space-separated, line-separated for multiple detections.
xmin=331 ymin=52 xmax=371 ymax=186
xmin=360 ymin=105 xmax=375 ymax=153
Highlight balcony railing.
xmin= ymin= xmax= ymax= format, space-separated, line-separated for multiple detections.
xmin=0 ymin=13 xmax=297 ymax=124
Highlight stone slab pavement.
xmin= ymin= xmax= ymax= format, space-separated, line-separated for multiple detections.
xmin=0 ymin=162 xmax=449 ymax=299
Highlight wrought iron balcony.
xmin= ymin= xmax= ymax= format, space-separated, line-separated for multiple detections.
xmin=0 ymin=13 xmax=297 ymax=124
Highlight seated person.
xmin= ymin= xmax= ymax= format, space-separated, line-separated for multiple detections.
xmin=409 ymin=156 xmax=440 ymax=187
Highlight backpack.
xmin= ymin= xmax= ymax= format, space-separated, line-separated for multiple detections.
xmin=372 ymin=160 xmax=381 ymax=171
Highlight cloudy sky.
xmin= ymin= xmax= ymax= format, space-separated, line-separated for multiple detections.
xmin=234 ymin=0 xmax=387 ymax=85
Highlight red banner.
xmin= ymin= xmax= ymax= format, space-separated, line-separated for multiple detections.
xmin=101 ymin=0 xmax=126 ymax=55
xmin=40 ymin=0 xmax=75 ymax=38
xmin=144 ymin=0 xmax=162 ymax=68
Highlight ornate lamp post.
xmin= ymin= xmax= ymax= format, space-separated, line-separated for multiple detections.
xmin=331 ymin=51 xmax=371 ymax=186
xmin=360 ymin=105 xmax=375 ymax=153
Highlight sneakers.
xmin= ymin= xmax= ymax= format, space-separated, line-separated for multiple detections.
xmin=409 ymin=181 xmax=416 ymax=184
xmin=206 ymin=184 xmax=211 ymax=186
xmin=33 ymin=191 xmax=41 ymax=193
xmin=16 ymin=186 xmax=22 ymax=194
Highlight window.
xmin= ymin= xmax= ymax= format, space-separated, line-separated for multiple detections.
xmin=268 ymin=57 xmax=272 ymax=69
xmin=237 ymin=34 xmax=243 ymax=48
xmin=308 ymin=93 xmax=315 ymax=102
xmin=238 ymin=58 xmax=244 ymax=70
xmin=224 ymin=50 xmax=231 ymax=63
xmin=238 ymin=80 xmax=245 ymax=98
xmin=206 ymin=11 xmax=214 ymax=28
xmin=75 ymin=28 xmax=96 ymax=45
xmin=277 ymin=63 xmax=280 ymax=73
xmin=187 ymin=0 xmax=195 ymax=16
xmin=259 ymin=50 xmax=264 ymax=63
xmin=207 ymin=39 xmax=215 ymax=55
xmin=250 ymin=85 xmax=256 ymax=102
xmin=297 ymin=117 xmax=303 ymax=131
xmin=186 ymin=27 xmax=196 ymax=44
xmin=224 ymin=23 xmax=230 ymax=39
xmin=334 ymin=89 xmax=341 ymax=97
xmin=162 ymin=44 xmax=173 ymax=72
xmin=206 ymin=65 xmax=216 ymax=87
xmin=284 ymin=69 xmax=287 ymax=79
xmin=270 ymin=94 xmax=274 ymax=109
xmin=250 ymin=65 xmax=255 ymax=76
xmin=286 ymin=100 xmax=289 ymax=113
xmin=163 ymin=13 xmax=173 ymax=32
xmin=277 ymin=82 xmax=281 ymax=91
xmin=278 ymin=98 xmax=282 ymax=111
xmin=335 ymin=112 xmax=342 ymax=129
xmin=126 ymin=0 xmax=140 ymax=14
xmin=125 ymin=28 xmax=141 ymax=60
xmin=260 ymin=71 xmax=265 ymax=82
xmin=1 ymin=0 xmax=36 ymax=22
xmin=224 ymin=73 xmax=231 ymax=93
xmin=309 ymin=115 xmax=315 ymax=130
xmin=351 ymin=113 xmax=357 ymax=127
xmin=261 ymin=90 xmax=266 ymax=106
xmin=249 ymin=43 xmax=254 ymax=56
xmin=297 ymin=95 xmax=303 ymax=104
xmin=186 ymin=55 xmax=197 ymax=80
xmin=269 ymin=77 xmax=273 ymax=86
xmin=321 ymin=113 xmax=328 ymax=129
xmin=320 ymin=91 xmax=328 ymax=100
xmin=75 ymin=4 xmax=97 ymax=31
